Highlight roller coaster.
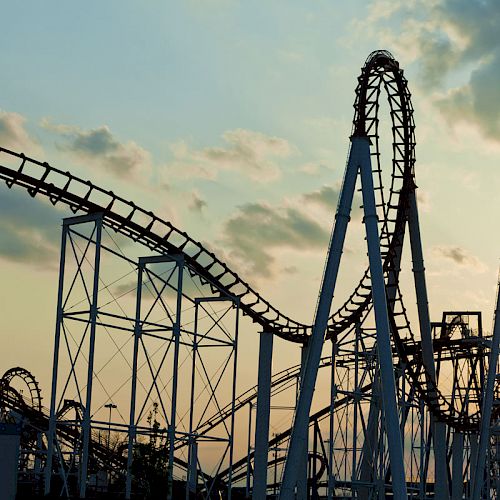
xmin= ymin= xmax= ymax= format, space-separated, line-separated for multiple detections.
xmin=0 ymin=50 xmax=499 ymax=499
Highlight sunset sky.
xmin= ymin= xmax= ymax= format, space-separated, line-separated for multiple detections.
xmin=1 ymin=0 xmax=500 ymax=419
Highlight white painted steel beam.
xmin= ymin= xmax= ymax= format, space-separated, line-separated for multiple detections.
xmin=44 ymin=225 xmax=68 ymax=496
xmin=408 ymin=189 xmax=449 ymax=500
xmin=472 ymin=279 xmax=500 ymax=500
xmin=297 ymin=343 xmax=309 ymax=500
xmin=358 ymin=137 xmax=407 ymax=499
xmin=451 ymin=432 xmax=464 ymax=500
xmin=279 ymin=138 xmax=360 ymax=499
xmin=79 ymin=217 xmax=103 ymax=499
xmin=252 ymin=331 xmax=274 ymax=499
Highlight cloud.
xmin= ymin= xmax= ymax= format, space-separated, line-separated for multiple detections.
xmin=42 ymin=120 xmax=152 ymax=180
xmin=432 ymin=244 xmax=486 ymax=272
xmin=188 ymin=191 xmax=207 ymax=213
xmin=416 ymin=189 xmax=431 ymax=213
xmin=298 ymin=162 xmax=332 ymax=176
xmin=283 ymin=265 xmax=298 ymax=275
xmin=437 ymin=52 xmax=500 ymax=140
xmin=0 ymin=110 xmax=40 ymax=153
xmin=0 ymin=186 xmax=61 ymax=268
xmin=303 ymin=185 xmax=340 ymax=210
xmin=0 ymin=184 xmax=132 ymax=271
xmin=220 ymin=201 xmax=329 ymax=278
xmin=166 ymin=129 xmax=294 ymax=182
xmin=365 ymin=0 xmax=500 ymax=142
xmin=303 ymin=184 xmax=363 ymax=218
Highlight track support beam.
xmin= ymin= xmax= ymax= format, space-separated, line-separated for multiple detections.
xmin=280 ymin=136 xmax=407 ymax=499
xmin=279 ymin=137 xmax=359 ymax=499
xmin=408 ymin=189 xmax=450 ymax=499
xmin=252 ymin=331 xmax=274 ymax=499
xmin=358 ymin=137 xmax=407 ymax=499
xmin=472 ymin=276 xmax=500 ymax=499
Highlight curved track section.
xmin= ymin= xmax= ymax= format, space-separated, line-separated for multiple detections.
xmin=328 ymin=49 xmax=413 ymax=338
xmin=1 ymin=366 xmax=43 ymax=412
xmin=0 ymin=51 xmax=478 ymax=430
xmin=0 ymin=147 xmax=309 ymax=341
xmin=0 ymin=53 xmax=409 ymax=345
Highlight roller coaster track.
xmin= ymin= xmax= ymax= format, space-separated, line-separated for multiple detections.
xmin=0 ymin=380 xmax=200 ymax=483
xmin=217 ymin=383 xmax=374 ymax=482
xmin=181 ymin=357 xmax=333 ymax=445
xmin=0 ymin=51 xmax=479 ymax=432
xmin=1 ymin=366 xmax=43 ymax=412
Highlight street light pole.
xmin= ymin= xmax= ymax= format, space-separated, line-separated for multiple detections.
xmin=104 ymin=403 xmax=117 ymax=450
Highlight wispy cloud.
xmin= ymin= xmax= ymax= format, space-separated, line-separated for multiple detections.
xmin=166 ymin=129 xmax=294 ymax=182
xmin=42 ymin=119 xmax=152 ymax=180
xmin=432 ymin=244 xmax=487 ymax=272
xmin=360 ymin=0 xmax=500 ymax=142
xmin=0 ymin=110 xmax=41 ymax=154
xmin=303 ymin=185 xmax=340 ymax=210
xmin=303 ymin=184 xmax=363 ymax=218
xmin=188 ymin=190 xmax=207 ymax=213
xmin=220 ymin=201 xmax=329 ymax=278
xmin=0 ymin=187 xmax=61 ymax=268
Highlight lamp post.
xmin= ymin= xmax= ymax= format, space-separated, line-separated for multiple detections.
xmin=104 ymin=403 xmax=117 ymax=450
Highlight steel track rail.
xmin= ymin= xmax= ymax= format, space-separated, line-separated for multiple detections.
xmin=0 ymin=151 xmax=308 ymax=341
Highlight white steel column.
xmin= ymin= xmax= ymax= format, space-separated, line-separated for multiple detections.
xmin=408 ymin=189 xmax=449 ymax=500
xmin=327 ymin=340 xmax=337 ymax=500
xmin=297 ymin=343 xmax=309 ymax=500
xmin=472 ymin=278 xmax=500 ymax=500
xmin=79 ymin=216 xmax=103 ymax=499
xmin=188 ymin=440 xmax=198 ymax=495
xmin=168 ymin=255 xmax=184 ymax=500
xmin=44 ymin=223 xmax=68 ymax=496
xmin=279 ymin=137 xmax=363 ymax=499
xmin=470 ymin=433 xmax=479 ymax=497
xmin=252 ymin=331 xmax=274 ymax=499
xmin=246 ymin=403 xmax=253 ymax=498
xmin=125 ymin=260 xmax=144 ymax=499
xmin=358 ymin=137 xmax=407 ymax=499
xmin=358 ymin=384 xmax=380 ymax=500
xmin=451 ymin=432 xmax=464 ymax=500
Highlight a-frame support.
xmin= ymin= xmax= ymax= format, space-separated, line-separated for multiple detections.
xmin=279 ymin=136 xmax=407 ymax=499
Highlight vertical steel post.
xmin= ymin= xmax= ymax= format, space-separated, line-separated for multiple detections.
xmin=352 ymin=323 xmax=360 ymax=496
xmin=246 ymin=403 xmax=253 ymax=498
xmin=188 ymin=440 xmax=198 ymax=495
xmin=419 ymin=398 xmax=425 ymax=500
xmin=79 ymin=216 xmax=103 ymax=499
xmin=125 ymin=261 xmax=144 ymax=499
xmin=279 ymin=137 xmax=360 ymax=499
xmin=327 ymin=340 xmax=337 ymax=500
xmin=297 ymin=342 xmax=309 ymax=500
xmin=451 ymin=431 xmax=464 ymax=500
xmin=358 ymin=138 xmax=407 ymax=499
xmin=472 ymin=278 xmax=500 ymax=500
xmin=227 ymin=300 xmax=240 ymax=500
xmin=408 ymin=189 xmax=449 ymax=499
xmin=253 ymin=331 xmax=274 ymax=500
xmin=167 ymin=256 xmax=184 ymax=500
xmin=186 ymin=302 xmax=199 ymax=500
xmin=44 ymin=223 xmax=68 ymax=496
xmin=312 ymin=421 xmax=319 ymax=500
xmin=358 ymin=384 xmax=380 ymax=500
xmin=470 ymin=433 xmax=479 ymax=497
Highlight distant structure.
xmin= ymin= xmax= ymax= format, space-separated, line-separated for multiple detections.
xmin=1 ymin=50 xmax=499 ymax=499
